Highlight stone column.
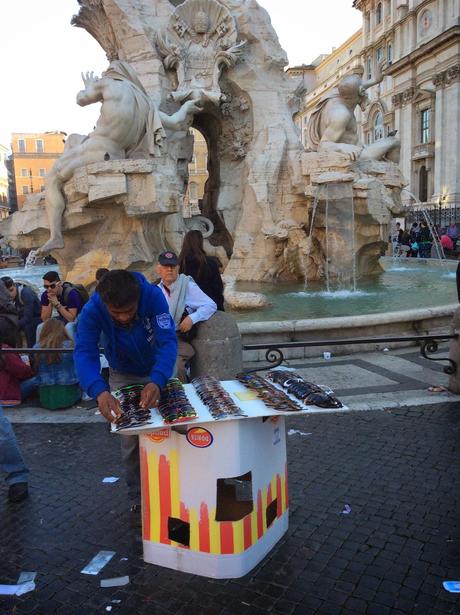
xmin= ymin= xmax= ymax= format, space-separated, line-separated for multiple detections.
xmin=443 ymin=79 xmax=460 ymax=206
xmin=190 ymin=311 xmax=243 ymax=380
xmin=433 ymin=85 xmax=445 ymax=201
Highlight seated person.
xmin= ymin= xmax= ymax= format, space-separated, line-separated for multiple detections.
xmin=156 ymin=251 xmax=217 ymax=382
xmin=441 ymin=233 xmax=454 ymax=252
xmin=0 ymin=334 xmax=35 ymax=406
xmin=38 ymin=271 xmax=83 ymax=341
xmin=0 ymin=278 xmax=19 ymax=347
xmin=32 ymin=319 xmax=81 ymax=409
xmin=1 ymin=276 xmax=41 ymax=347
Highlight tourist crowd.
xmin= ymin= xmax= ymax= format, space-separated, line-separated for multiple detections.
xmin=0 ymin=231 xmax=225 ymax=506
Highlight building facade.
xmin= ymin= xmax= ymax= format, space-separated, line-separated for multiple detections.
xmin=10 ymin=131 xmax=66 ymax=208
xmin=292 ymin=0 xmax=459 ymax=224
xmin=354 ymin=0 xmax=459 ymax=223
xmin=0 ymin=144 xmax=9 ymax=220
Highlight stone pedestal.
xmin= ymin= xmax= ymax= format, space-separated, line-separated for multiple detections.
xmin=448 ymin=307 xmax=460 ymax=393
xmin=0 ymin=158 xmax=183 ymax=285
xmin=191 ymin=311 xmax=243 ymax=380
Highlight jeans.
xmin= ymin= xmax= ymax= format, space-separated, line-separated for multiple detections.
xmin=20 ymin=377 xmax=39 ymax=401
xmin=0 ymin=406 xmax=29 ymax=486
xmin=109 ymin=369 xmax=151 ymax=505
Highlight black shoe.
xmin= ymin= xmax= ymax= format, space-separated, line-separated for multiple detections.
xmin=8 ymin=482 xmax=28 ymax=503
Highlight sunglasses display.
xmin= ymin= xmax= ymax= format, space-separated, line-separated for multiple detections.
xmin=192 ymin=376 xmax=247 ymax=419
xmin=266 ymin=370 xmax=343 ymax=409
xmin=236 ymin=373 xmax=303 ymax=412
xmin=157 ymin=378 xmax=197 ymax=424
xmin=113 ymin=384 xmax=152 ymax=431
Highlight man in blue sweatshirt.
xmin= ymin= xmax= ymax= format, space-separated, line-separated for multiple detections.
xmin=74 ymin=270 xmax=177 ymax=517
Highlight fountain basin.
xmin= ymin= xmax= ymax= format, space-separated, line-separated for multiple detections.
xmin=4 ymin=259 xmax=456 ymax=361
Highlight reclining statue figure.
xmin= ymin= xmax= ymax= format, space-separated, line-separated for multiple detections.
xmin=40 ymin=60 xmax=200 ymax=253
xmin=307 ymin=65 xmax=400 ymax=163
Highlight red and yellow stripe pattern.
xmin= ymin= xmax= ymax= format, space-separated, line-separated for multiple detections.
xmin=140 ymin=447 xmax=288 ymax=555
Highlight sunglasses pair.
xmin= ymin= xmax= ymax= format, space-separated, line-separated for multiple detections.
xmin=44 ymin=282 xmax=58 ymax=289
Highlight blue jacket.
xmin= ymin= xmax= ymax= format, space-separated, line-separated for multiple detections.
xmin=74 ymin=273 xmax=177 ymax=399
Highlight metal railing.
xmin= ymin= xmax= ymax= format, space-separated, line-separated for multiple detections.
xmin=243 ymin=334 xmax=458 ymax=375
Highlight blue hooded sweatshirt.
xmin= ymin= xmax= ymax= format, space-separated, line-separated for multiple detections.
xmin=74 ymin=273 xmax=177 ymax=400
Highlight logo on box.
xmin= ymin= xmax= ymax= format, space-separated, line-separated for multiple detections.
xmin=186 ymin=427 xmax=213 ymax=448
xmin=147 ymin=428 xmax=170 ymax=443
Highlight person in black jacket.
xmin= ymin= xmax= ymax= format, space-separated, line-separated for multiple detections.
xmin=178 ymin=230 xmax=225 ymax=311
xmin=1 ymin=277 xmax=41 ymax=347
xmin=0 ymin=279 xmax=19 ymax=347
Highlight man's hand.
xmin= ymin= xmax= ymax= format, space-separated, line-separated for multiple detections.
xmin=81 ymin=71 xmax=100 ymax=88
xmin=49 ymin=295 xmax=60 ymax=307
xmin=97 ymin=391 xmax=123 ymax=423
xmin=140 ymin=383 xmax=160 ymax=409
xmin=179 ymin=315 xmax=194 ymax=333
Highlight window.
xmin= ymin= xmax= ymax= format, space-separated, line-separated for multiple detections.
xmin=367 ymin=57 xmax=372 ymax=80
xmin=21 ymin=168 xmax=28 ymax=177
xmin=376 ymin=2 xmax=383 ymax=24
xmin=18 ymin=139 xmax=25 ymax=153
xmin=40 ymin=185 xmax=45 ymax=192
xmin=376 ymin=47 xmax=384 ymax=63
xmin=35 ymin=139 xmax=44 ymax=153
xmin=39 ymin=168 xmax=46 ymax=177
xmin=365 ymin=12 xmax=370 ymax=33
xmin=419 ymin=166 xmax=428 ymax=203
xmin=373 ymin=111 xmax=384 ymax=141
xmin=421 ymin=109 xmax=431 ymax=144
xmin=22 ymin=186 xmax=29 ymax=195
xmin=387 ymin=43 xmax=393 ymax=63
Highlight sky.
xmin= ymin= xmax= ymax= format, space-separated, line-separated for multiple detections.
xmin=0 ymin=0 xmax=362 ymax=147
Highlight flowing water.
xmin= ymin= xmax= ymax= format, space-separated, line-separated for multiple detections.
xmin=2 ymin=260 xmax=456 ymax=323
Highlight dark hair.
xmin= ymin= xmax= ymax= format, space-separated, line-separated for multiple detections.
xmin=97 ymin=270 xmax=140 ymax=307
xmin=178 ymin=230 xmax=208 ymax=279
xmin=1 ymin=276 xmax=14 ymax=289
xmin=43 ymin=270 xmax=60 ymax=283
xmin=95 ymin=268 xmax=109 ymax=282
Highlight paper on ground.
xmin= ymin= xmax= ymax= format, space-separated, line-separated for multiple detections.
xmin=100 ymin=576 xmax=130 ymax=587
xmin=81 ymin=551 xmax=115 ymax=575
xmin=0 ymin=581 xmax=35 ymax=596
xmin=102 ymin=477 xmax=119 ymax=483
xmin=443 ymin=581 xmax=460 ymax=593
xmin=288 ymin=429 xmax=312 ymax=436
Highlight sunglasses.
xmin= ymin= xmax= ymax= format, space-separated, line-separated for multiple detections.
xmin=43 ymin=282 xmax=58 ymax=289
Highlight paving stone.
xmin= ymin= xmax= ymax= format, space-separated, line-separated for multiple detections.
xmin=0 ymin=403 xmax=458 ymax=614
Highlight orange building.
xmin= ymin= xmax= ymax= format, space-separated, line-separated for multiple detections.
xmin=11 ymin=131 xmax=66 ymax=208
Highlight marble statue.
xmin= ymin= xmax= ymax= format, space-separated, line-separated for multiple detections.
xmin=1 ymin=0 xmax=407 ymax=290
xmin=40 ymin=60 xmax=200 ymax=253
xmin=155 ymin=0 xmax=246 ymax=106
xmin=307 ymin=66 xmax=400 ymax=163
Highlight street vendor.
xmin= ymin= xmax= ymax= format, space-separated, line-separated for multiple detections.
xmin=74 ymin=269 xmax=177 ymax=524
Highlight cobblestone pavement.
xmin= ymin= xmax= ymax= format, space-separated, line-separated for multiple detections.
xmin=1 ymin=404 xmax=459 ymax=615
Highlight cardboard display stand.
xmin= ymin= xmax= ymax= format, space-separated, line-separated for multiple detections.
xmin=117 ymin=380 xmax=344 ymax=579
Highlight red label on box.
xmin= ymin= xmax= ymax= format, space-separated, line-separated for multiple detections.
xmin=147 ymin=428 xmax=170 ymax=443
xmin=186 ymin=427 xmax=213 ymax=448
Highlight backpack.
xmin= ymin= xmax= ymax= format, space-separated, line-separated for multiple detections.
xmin=61 ymin=282 xmax=90 ymax=307
xmin=14 ymin=280 xmax=40 ymax=306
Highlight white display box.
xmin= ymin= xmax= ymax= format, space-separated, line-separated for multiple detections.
xmin=117 ymin=380 xmax=346 ymax=579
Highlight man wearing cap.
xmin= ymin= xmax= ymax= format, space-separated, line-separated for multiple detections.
xmin=74 ymin=269 xmax=177 ymax=524
xmin=1 ymin=277 xmax=41 ymax=347
xmin=156 ymin=250 xmax=217 ymax=382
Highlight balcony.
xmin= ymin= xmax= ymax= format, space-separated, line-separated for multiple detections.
xmin=412 ymin=143 xmax=434 ymax=160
